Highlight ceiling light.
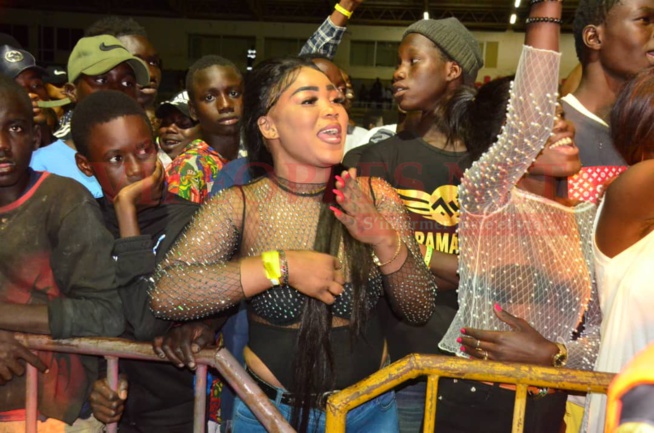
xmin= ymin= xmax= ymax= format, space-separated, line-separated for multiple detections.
xmin=510 ymin=13 xmax=517 ymax=24
xmin=514 ymin=0 xmax=521 ymax=7
xmin=423 ymin=11 xmax=430 ymax=20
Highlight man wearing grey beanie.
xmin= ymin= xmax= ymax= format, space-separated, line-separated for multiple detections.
xmin=402 ymin=17 xmax=483 ymax=85
xmin=346 ymin=16 xmax=482 ymax=433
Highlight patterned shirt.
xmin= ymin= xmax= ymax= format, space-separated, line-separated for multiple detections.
xmin=299 ymin=16 xmax=346 ymax=60
xmin=166 ymin=139 xmax=226 ymax=204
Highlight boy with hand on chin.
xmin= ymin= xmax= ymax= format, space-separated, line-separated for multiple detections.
xmin=72 ymin=90 xmax=225 ymax=432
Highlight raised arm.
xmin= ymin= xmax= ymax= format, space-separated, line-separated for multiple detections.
xmin=460 ymin=1 xmax=561 ymax=214
xmin=333 ymin=171 xmax=437 ymax=324
xmin=108 ymin=159 xmax=191 ymax=339
xmin=298 ymin=0 xmax=364 ymax=59
xmin=369 ymin=177 xmax=437 ymax=324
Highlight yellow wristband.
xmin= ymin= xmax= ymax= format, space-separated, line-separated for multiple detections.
xmin=334 ymin=3 xmax=353 ymax=19
xmin=423 ymin=246 xmax=433 ymax=268
xmin=261 ymin=250 xmax=281 ymax=286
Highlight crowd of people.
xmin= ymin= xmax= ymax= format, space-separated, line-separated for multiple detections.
xmin=1 ymin=0 xmax=654 ymax=432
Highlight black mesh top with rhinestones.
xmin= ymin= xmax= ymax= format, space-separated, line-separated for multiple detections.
xmin=150 ymin=175 xmax=437 ymax=328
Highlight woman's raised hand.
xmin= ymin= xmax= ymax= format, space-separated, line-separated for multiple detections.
xmin=330 ymin=168 xmax=395 ymax=245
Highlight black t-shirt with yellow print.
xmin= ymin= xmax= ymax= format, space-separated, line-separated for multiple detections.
xmin=353 ymin=130 xmax=471 ymax=359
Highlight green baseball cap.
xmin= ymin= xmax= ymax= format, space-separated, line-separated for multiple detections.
xmin=67 ymin=34 xmax=149 ymax=86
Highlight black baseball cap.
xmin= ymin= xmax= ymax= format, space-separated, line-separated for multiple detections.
xmin=156 ymin=91 xmax=191 ymax=119
xmin=43 ymin=65 xmax=68 ymax=86
xmin=0 ymin=45 xmax=46 ymax=79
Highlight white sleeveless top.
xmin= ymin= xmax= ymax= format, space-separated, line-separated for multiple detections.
xmin=586 ymin=199 xmax=654 ymax=433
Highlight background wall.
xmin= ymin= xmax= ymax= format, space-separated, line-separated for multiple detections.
xmin=0 ymin=7 xmax=579 ymax=98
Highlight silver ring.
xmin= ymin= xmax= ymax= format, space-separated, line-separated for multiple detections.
xmin=483 ymin=350 xmax=489 ymax=361
xmin=476 ymin=339 xmax=481 ymax=349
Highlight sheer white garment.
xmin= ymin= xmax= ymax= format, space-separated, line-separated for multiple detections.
xmin=439 ymin=45 xmax=601 ymax=370
xmin=585 ymin=200 xmax=654 ymax=433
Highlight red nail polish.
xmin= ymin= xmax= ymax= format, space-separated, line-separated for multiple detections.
xmin=460 ymin=328 xmax=466 ymax=334
xmin=494 ymin=303 xmax=502 ymax=312
xmin=335 ymin=175 xmax=344 ymax=184
xmin=344 ymin=172 xmax=351 ymax=179
xmin=456 ymin=337 xmax=462 ymax=343
xmin=460 ymin=346 xmax=466 ymax=353
xmin=329 ymin=206 xmax=342 ymax=217
xmin=332 ymin=189 xmax=344 ymax=199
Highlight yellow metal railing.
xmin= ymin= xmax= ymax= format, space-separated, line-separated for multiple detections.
xmin=325 ymin=353 xmax=615 ymax=433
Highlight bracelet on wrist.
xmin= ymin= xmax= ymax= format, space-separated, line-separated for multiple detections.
xmin=372 ymin=231 xmax=402 ymax=267
xmin=334 ymin=3 xmax=353 ymax=19
xmin=423 ymin=246 xmax=434 ymax=268
xmin=552 ymin=342 xmax=568 ymax=367
xmin=262 ymin=250 xmax=282 ymax=287
xmin=278 ymin=250 xmax=289 ymax=286
xmin=525 ymin=16 xmax=564 ymax=25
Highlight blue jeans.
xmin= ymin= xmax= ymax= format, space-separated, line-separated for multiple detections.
xmin=232 ymin=389 xmax=399 ymax=433
xmin=395 ymin=378 xmax=427 ymax=433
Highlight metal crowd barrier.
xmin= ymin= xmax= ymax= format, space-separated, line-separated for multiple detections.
xmin=13 ymin=336 xmax=615 ymax=433
xmin=325 ymin=353 xmax=616 ymax=433
xmin=14 ymin=334 xmax=294 ymax=433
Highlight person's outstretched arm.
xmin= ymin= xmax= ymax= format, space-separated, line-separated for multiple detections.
xmin=450 ymin=0 xmax=566 ymax=364
xmin=332 ymin=170 xmax=438 ymax=325
xmin=460 ymin=0 xmax=562 ymax=215
xmin=299 ymin=0 xmax=364 ymax=59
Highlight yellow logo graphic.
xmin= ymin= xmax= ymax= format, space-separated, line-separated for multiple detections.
xmin=396 ymin=185 xmax=460 ymax=227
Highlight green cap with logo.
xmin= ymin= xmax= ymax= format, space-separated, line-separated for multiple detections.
xmin=67 ymin=34 xmax=149 ymax=86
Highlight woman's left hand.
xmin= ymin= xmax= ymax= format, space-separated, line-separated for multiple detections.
xmin=331 ymin=168 xmax=395 ymax=245
xmin=458 ymin=304 xmax=559 ymax=366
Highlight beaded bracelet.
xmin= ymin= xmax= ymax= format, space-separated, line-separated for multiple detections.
xmin=334 ymin=3 xmax=353 ymax=19
xmin=525 ymin=16 xmax=563 ymax=25
xmin=530 ymin=0 xmax=563 ymax=5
